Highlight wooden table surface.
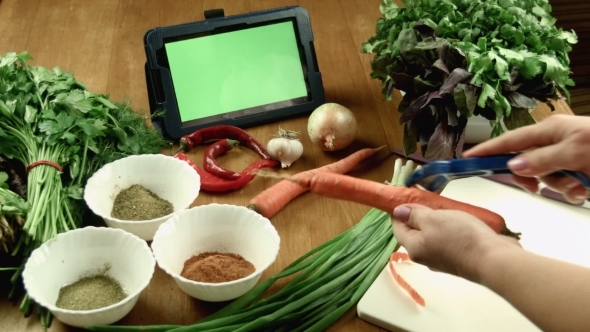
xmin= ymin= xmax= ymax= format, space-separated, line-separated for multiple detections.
xmin=0 ymin=0 xmax=574 ymax=331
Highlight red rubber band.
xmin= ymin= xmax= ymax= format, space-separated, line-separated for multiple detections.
xmin=26 ymin=160 xmax=63 ymax=175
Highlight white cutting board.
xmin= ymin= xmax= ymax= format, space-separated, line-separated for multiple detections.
xmin=357 ymin=177 xmax=590 ymax=332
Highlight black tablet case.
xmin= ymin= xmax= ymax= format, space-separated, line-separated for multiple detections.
xmin=144 ymin=6 xmax=324 ymax=140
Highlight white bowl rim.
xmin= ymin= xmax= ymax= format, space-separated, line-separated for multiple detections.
xmin=95 ymin=210 xmax=180 ymax=225
xmin=83 ymin=154 xmax=200 ymax=225
xmin=152 ymin=203 xmax=281 ymax=288
xmin=23 ymin=226 xmax=156 ymax=315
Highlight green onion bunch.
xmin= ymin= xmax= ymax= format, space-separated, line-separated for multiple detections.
xmin=89 ymin=160 xmax=416 ymax=332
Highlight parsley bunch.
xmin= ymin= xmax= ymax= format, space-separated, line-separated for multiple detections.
xmin=0 ymin=51 xmax=170 ymax=326
xmin=0 ymin=172 xmax=29 ymax=253
xmin=362 ymin=0 xmax=578 ymax=158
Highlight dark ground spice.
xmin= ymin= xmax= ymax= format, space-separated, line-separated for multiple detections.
xmin=181 ymin=252 xmax=256 ymax=283
xmin=111 ymin=184 xmax=173 ymax=221
xmin=55 ymin=274 xmax=127 ymax=311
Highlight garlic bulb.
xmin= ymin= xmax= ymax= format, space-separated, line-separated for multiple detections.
xmin=307 ymin=103 xmax=357 ymax=151
xmin=266 ymin=129 xmax=304 ymax=168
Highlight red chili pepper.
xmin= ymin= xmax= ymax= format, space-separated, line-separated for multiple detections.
xmin=238 ymin=159 xmax=280 ymax=185
xmin=203 ymin=139 xmax=241 ymax=180
xmin=178 ymin=125 xmax=273 ymax=160
xmin=174 ymin=152 xmax=279 ymax=192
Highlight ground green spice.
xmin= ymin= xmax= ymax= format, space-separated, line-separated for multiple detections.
xmin=55 ymin=274 xmax=127 ymax=311
xmin=111 ymin=184 xmax=173 ymax=221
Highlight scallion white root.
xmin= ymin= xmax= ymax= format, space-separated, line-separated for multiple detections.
xmin=391 ymin=158 xmax=403 ymax=185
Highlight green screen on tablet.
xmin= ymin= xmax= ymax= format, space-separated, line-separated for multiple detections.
xmin=164 ymin=20 xmax=309 ymax=127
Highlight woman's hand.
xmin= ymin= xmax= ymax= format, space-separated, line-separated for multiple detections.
xmin=463 ymin=114 xmax=590 ymax=204
xmin=392 ymin=204 xmax=521 ymax=283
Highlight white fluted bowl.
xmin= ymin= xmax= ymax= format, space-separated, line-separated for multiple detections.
xmin=84 ymin=154 xmax=201 ymax=241
xmin=22 ymin=227 xmax=156 ymax=328
xmin=151 ymin=204 xmax=280 ymax=302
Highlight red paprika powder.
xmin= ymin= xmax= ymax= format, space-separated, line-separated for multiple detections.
xmin=181 ymin=251 xmax=255 ymax=283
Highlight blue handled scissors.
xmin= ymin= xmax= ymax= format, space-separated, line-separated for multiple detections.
xmin=405 ymin=154 xmax=590 ymax=199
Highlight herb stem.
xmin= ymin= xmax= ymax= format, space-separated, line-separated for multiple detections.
xmin=76 ymin=138 xmax=89 ymax=185
xmin=34 ymin=81 xmax=46 ymax=111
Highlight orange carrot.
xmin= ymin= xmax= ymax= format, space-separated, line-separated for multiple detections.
xmin=248 ymin=146 xmax=386 ymax=218
xmin=389 ymin=252 xmax=425 ymax=307
xmin=289 ymin=171 xmax=517 ymax=237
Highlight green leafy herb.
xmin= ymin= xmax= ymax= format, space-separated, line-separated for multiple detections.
xmin=0 ymin=51 xmax=171 ymax=326
xmin=362 ymin=0 xmax=577 ymax=159
xmin=0 ymin=171 xmax=29 ymax=253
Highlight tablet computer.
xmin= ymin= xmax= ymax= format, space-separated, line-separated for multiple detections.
xmin=144 ymin=6 xmax=325 ymax=140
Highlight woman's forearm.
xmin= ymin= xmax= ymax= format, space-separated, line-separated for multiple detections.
xmin=478 ymin=247 xmax=590 ymax=332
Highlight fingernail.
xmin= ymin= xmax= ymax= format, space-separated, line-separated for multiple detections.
xmin=393 ymin=206 xmax=412 ymax=222
xmin=573 ymin=194 xmax=587 ymax=205
xmin=507 ymin=157 xmax=528 ymax=171
xmin=565 ymin=180 xmax=580 ymax=190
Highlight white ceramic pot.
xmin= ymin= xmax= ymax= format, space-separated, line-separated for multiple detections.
xmin=464 ymin=115 xmax=493 ymax=144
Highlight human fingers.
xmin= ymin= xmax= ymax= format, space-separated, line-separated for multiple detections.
xmin=540 ymin=174 xmax=582 ymax=193
xmin=506 ymin=143 xmax=586 ymax=177
xmin=563 ymin=187 xmax=588 ymax=205
xmin=391 ymin=218 xmax=422 ymax=249
xmin=394 ymin=208 xmax=500 ymax=280
xmin=462 ymin=119 xmax=557 ymax=158
xmin=511 ymin=174 xmax=540 ymax=193
xmin=512 ymin=173 xmax=587 ymax=204
xmin=539 ymin=175 xmax=588 ymax=204
xmin=392 ymin=204 xmax=434 ymax=257
xmin=392 ymin=204 xmax=433 ymax=230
